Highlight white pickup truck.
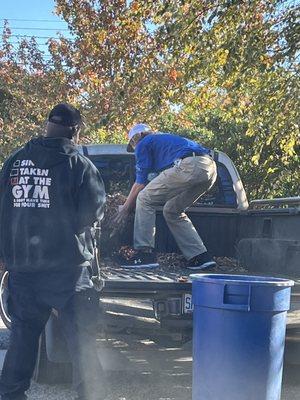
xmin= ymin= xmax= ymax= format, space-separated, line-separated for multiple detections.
xmin=1 ymin=144 xmax=299 ymax=382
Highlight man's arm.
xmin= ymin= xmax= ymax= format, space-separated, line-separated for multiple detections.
xmin=0 ymin=156 xmax=14 ymax=264
xmin=0 ymin=149 xmax=22 ymax=265
xmin=114 ymin=182 xmax=145 ymax=225
xmin=76 ymin=161 xmax=106 ymax=231
xmin=122 ymin=182 xmax=145 ymax=211
xmin=115 ymin=139 xmax=151 ymax=224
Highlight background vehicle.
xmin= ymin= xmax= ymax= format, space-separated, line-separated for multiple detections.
xmin=1 ymin=144 xmax=299 ymax=382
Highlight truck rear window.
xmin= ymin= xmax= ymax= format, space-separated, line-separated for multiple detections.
xmin=89 ymin=155 xmax=237 ymax=208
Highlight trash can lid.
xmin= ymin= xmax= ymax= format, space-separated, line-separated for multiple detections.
xmin=190 ymin=274 xmax=294 ymax=287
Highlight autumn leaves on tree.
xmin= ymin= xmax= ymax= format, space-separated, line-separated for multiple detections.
xmin=0 ymin=0 xmax=299 ymax=198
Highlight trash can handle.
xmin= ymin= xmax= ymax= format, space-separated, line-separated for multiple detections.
xmin=222 ymin=284 xmax=251 ymax=312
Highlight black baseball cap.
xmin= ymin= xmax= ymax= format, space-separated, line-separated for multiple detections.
xmin=48 ymin=103 xmax=83 ymax=127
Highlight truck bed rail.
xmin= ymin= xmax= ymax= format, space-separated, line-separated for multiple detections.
xmin=249 ymin=197 xmax=300 ymax=210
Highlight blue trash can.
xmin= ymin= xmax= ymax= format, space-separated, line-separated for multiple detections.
xmin=191 ymin=274 xmax=294 ymax=400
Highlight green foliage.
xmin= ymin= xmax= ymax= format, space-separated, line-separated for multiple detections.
xmin=0 ymin=21 xmax=79 ymax=164
xmin=153 ymin=0 xmax=300 ymax=198
xmin=0 ymin=0 xmax=299 ymax=199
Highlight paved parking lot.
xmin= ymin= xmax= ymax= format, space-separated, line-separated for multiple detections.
xmin=0 ymin=330 xmax=299 ymax=399
xmin=0 ymin=302 xmax=299 ymax=400
xmin=24 ymin=375 xmax=300 ymax=400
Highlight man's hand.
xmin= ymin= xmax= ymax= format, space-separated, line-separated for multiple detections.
xmin=111 ymin=182 xmax=145 ymax=236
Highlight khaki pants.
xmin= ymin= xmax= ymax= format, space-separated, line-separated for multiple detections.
xmin=134 ymin=155 xmax=217 ymax=260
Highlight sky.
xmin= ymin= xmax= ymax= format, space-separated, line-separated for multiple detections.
xmin=0 ymin=0 xmax=71 ymax=57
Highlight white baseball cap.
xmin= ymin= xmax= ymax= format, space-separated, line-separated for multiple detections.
xmin=127 ymin=123 xmax=151 ymax=152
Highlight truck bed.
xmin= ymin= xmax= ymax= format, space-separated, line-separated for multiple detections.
xmin=100 ymin=259 xmax=300 ymax=296
xmin=98 ymin=263 xmax=300 ymax=364
xmin=100 ymin=265 xmax=191 ymax=297
xmin=99 ymin=262 xmax=300 ymax=331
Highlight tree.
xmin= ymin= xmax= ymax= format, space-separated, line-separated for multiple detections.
xmin=0 ymin=21 xmax=78 ymax=164
xmin=54 ymin=0 xmax=175 ymax=141
xmin=1 ymin=1 xmax=299 ymax=198
xmin=152 ymin=0 xmax=299 ymax=198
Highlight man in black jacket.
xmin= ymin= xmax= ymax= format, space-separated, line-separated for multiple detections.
xmin=0 ymin=104 xmax=106 ymax=400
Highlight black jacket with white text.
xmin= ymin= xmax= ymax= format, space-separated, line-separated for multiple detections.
xmin=0 ymin=136 xmax=105 ymax=273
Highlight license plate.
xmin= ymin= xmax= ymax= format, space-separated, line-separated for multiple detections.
xmin=183 ymin=293 xmax=194 ymax=313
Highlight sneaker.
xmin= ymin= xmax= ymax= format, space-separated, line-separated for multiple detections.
xmin=120 ymin=250 xmax=159 ymax=269
xmin=187 ymin=252 xmax=217 ymax=270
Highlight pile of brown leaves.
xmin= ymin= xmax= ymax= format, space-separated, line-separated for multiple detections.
xmin=117 ymin=245 xmax=137 ymax=261
xmin=213 ymin=257 xmax=248 ymax=273
xmin=108 ymin=245 xmax=248 ymax=275
xmin=100 ymin=193 xmax=131 ymax=255
xmin=100 ymin=193 xmax=136 ymax=255
xmin=100 ymin=194 xmax=248 ymax=275
xmin=157 ymin=253 xmax=187 ymax=272
xmin=102 ymin=193 xmax=127 ymax=231
xmin=156 ymin=253 xmax=248 ymax=275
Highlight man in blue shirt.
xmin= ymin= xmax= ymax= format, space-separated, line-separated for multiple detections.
xmin=116 ymin=123 xmax=217 ymax=269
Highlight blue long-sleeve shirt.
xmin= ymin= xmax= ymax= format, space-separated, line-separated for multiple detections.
xmin=135 ymin=133 xmax=210 ymax=184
